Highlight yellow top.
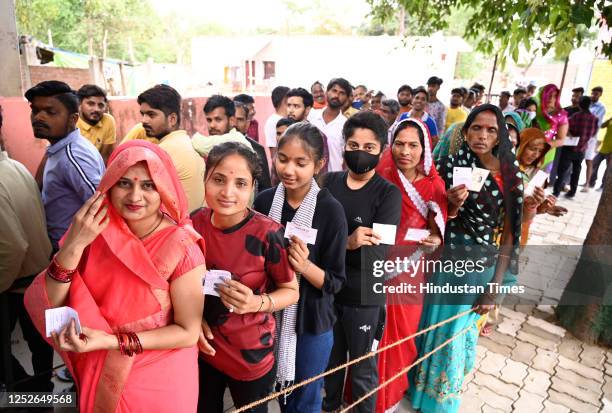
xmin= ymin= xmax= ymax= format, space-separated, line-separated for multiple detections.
xmin=599 ymin=121 xmax=612 ymax=155
xmin=77 ymin=113 xmax=117 ymax=150
xmin=343 ymin=106 xmax=360 ymax=118
xmin=445 ymin=107 xmax=468 ymax=131
xmin=158 ymin=130 xmax=206 ymax=212
xmin=120 ymin=123 xmax=161 ymax=145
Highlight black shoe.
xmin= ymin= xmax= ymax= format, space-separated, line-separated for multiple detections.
xmin=553 ymin=192 xmax=560 ymax=197
xmin=564 ymin=193 xmax=575 ymax=199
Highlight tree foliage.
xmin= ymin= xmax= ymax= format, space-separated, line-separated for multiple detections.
xmin=365 ymin=0 xmax=611 ymax=62
xmin=16 ymin=0 xmax=163 ymax=61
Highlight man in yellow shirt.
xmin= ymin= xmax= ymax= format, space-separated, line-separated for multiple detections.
xmin=120 ymin=122 xmax=161 ymax=145
xmin=137 ymin=85 xmax=205 ymax=212
xmin=445 ymin=87 xmax=469 ymax=131
xmin=76 ymin=85 xmax=116 ymax=163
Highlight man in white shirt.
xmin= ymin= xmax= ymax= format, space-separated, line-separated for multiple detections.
xmin=264 ymin=86 xmax=289 ymax=159
xmin=308 ymin=78 xmax=351 ymax=171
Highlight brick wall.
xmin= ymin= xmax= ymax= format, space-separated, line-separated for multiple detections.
xmin=28 ymin=66 xmax=92 ymax=90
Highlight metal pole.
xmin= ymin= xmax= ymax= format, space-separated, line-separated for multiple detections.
xmin=559 ymin=55 xmax=569 ymax=92
xmin=487 ymin=54 xmax=498 ymax=104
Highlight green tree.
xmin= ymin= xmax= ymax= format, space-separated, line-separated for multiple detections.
xmin=365 ymin=0 xmax=611 ymax=63
xmin=16 ymin=0 xmax=175 ymax=62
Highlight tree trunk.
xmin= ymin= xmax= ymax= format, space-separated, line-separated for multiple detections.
xmin=556 ymin=166 xmax=612 ymax=346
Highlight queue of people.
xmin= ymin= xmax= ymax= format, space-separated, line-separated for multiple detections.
xmin=0 ymin=74 xmax=608 ymax=413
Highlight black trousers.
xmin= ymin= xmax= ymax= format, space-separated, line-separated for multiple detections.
xmin=197 ymin=357 xmax=275 ymax=413
xmin=553 ymin=148 xmax=584 ymax=196
xmin=589 ymin=152 xmax=609 ymax=187
xmin=0 ymin=292 xmax=54 ymax=392
xmin=323 ymin=304 xmax=385 ymax=413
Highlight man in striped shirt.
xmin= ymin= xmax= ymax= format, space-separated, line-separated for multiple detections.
xmin=25 ymin=81 xmax=105 ymax=252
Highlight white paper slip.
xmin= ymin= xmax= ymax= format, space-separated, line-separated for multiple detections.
xmin=563 ymin=136 xmax=579 ymax=147
xmin=203 ymin=270 xmax=232 ymax=297
xmin=45 ymin=307 xmax=82 ymax=338
xmin=284 ymin=221 xmax=318 ymax=245
xmin=525 ymin=170 xmax=549 ymax=196
xmin=372 ymin=223 xmax=397 ymax=245
xmin=470 ymin=167 xmax=490 ymax=192
xmin=452 ymin=167 xmax=472 ymax=188
xmin=404 ymin=228 xmax=431 ymax=242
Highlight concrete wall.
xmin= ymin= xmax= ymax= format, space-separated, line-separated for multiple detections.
xmin=0 ymin=95 xmax=275 ymax=176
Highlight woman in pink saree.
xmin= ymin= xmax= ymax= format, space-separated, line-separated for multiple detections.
xmin=25 ymin=140 xmax=205 ymax=412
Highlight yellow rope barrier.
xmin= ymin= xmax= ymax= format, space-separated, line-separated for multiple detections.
xmin=231 ymin=307 xmax=476 ymax=413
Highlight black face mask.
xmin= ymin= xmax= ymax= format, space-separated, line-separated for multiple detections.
xmin=343 ymin=150 xmax=380 ymax=174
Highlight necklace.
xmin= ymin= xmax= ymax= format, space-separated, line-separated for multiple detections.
xmin=139 ymin=212 xmax=164 ymax=239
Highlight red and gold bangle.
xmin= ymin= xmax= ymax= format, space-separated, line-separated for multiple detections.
xmin=129 ymin=332 xmax=143 ymax=355
xmin=47 ymin=254 xmax=77 ymax=283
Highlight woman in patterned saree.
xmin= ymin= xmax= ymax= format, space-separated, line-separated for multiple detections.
xmin=25 ymin=141 xmax=206 ymax=412
xmin=411 ymin=104 xmax=523 ymax=413
xmin=375 ymin=118 xmax=447 ymax=413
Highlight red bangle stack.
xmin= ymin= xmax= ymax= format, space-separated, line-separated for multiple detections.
xmin=116 ymin=332 xmax=143 ymax=357
xmin=47 ymin=254 xmax=77 ymax=283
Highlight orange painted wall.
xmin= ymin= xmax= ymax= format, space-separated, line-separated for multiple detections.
xmin=0 ymin=95 xmax=275 ymax=175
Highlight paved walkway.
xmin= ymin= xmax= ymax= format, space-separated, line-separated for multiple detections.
xmin=445 ymin=188 xmax=609 ymax=413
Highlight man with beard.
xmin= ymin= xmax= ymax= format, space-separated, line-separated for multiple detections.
xmin=192 ymin=94 xmax=253 ymax=155
xmin=76 ymin=85 xmax=116 ymax=163
xmin=233 ymin=93 xmax=259 ymax=143
xmin=137 ymin=84 xmax=205 ymax=212
xmin=426 ymin=76 xmax=447 ymax=135
xmin=311 ymin=81 xmax=326 ymax=109
xmin=286 ymin=87 xmax=314 ymax=122
xmin=25 ymin=81 xmax=105 ymax=252
xmin=397 ymin=84 xmax=412 ymax=115
xmin=308 ymin=78 xmax=351 ymax=171
xmin=264 ymin=86 xmax=289 ymax=159
xmin=564 ymin=87 xmax=584 ymax=117
xmin=194 ymin=96 xmax=271 ymax=193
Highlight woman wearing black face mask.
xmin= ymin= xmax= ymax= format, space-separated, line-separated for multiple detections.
xmin=320 ymin=111 xmax=402 ymax=413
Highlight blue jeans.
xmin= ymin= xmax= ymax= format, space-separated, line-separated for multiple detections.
xmin=279 ymin=330 xmax=334 ymax=413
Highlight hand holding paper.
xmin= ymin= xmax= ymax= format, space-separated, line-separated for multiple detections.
xmin=373 ymin=223 xmax=397 ymax=245
xmin=45 ymin=306 xmax=82 ymax=338
xmin=203 ymin=270 xmax=232 ymax=297
xmin=284 ymin=221 xmax=318 ymax=245
xmin=525 ymin=170 xmax=549 ymax=196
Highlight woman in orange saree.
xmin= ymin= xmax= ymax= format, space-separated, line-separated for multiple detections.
xmin=24 ymin=140 xmax=206 ymax=412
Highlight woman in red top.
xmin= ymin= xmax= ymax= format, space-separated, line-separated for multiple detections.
xmin=375 ymin=118 xmax=447 ymax=413
xmin=191 ymin=141 xmax=298 ymax=413
xmin=24 ymin=141 xmax=206 ymax=412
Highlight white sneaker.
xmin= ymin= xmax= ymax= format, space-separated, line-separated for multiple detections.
xmin=580 ymin=187 xmax=590 ymax=193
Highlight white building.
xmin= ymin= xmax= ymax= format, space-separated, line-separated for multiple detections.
xmin=191 ymin=35 xmax=472 ymax=96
